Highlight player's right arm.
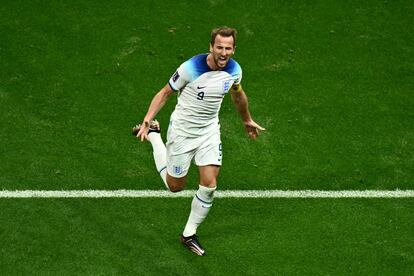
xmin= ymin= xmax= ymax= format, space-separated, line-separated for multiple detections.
xmin=137 ymin=60 xmax=190 ymax=141
xmin=137 ymin=83 xmax=174 ymax=142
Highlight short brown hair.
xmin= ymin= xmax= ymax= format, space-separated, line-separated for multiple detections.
xmin=210 ymin=27 xmax=237 ymax=46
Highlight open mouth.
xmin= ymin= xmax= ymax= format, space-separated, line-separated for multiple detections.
xmin=217 ymin=56 xmax=228 ymax=66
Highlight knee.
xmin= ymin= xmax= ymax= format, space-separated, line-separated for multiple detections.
xmin=199 ymin=165 xmax=220 ymax=187
xmin=200 ymin=178 xmax=217 ymax=188
xmin=168 ymin=183 xmax=184 ymax=193
xmin=166 ymin=175 xmax=186 ymax=193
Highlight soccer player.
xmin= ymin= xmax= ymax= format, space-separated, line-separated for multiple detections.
xmin=133 ymin=27 xmax=265 ymax=256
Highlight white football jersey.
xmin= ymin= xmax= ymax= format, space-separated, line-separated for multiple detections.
xmin=168 ymin=54 xmax=242 ymax=137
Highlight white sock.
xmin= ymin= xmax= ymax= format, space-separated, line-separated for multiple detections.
xmin=183 ymin=185 xmax=216 ymax=237
xmin=147 ymin=132 xmax=168 ymax=190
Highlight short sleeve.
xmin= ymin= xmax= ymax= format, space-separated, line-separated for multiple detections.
xmin=168 ymin=62 xmax=191 ymax=91
xmin=233 ymin=64 xmax=242 ymax=85
xmin=224 ymin=58 xmax=242 ymax=86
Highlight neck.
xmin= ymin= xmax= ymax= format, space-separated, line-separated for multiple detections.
xmin=206 ymin=54 xmax=220 ymax=71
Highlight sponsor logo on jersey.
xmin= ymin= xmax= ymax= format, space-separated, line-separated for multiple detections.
xmin=172 ymin=71 xmax=180 ymax=82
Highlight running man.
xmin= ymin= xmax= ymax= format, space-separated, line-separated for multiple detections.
xmin=133 ymin=27 xmax=265 ymax=256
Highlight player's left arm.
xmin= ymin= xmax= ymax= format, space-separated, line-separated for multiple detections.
xmin=230 ymin=84 xmax=266 ymax=140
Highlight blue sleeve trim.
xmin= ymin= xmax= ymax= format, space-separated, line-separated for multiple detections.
xmin=168 ymin=80 xmax=178 ymax=92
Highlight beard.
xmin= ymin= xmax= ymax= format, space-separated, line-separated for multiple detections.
xmin=213 ymin=53 xmax=230 ymax=68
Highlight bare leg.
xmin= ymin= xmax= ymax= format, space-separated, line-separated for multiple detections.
xmin=166 ymin=174 xmax=187 ymax=193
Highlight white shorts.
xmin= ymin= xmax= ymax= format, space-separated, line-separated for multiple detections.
xmin=166 ymin=128 xmax=222 ymax=178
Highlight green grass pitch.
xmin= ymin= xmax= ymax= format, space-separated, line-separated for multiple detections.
xmin=1 ymin=0 xmax=413 ymax=274
xmin=1 ymin=199 xmax=413 ymax=275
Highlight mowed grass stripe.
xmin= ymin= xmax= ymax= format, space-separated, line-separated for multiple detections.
xmin=1 ymin=189 xmax=414 ymax=198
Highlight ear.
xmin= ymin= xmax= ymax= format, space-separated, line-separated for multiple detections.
xmin=209 ymin=43 xmax=213 ymax=53
xmin=232 ymin=45 xmax=237 ymax=55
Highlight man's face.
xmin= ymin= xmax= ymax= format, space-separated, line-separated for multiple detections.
xmin=209 ymin=35 xmax=235 ymax=69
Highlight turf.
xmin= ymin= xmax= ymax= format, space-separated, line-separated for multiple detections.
xmin=1 ymin=0 xmax=413 ymax=274
xmin=1 ymin=198 xmax=413 ymax=275
xmin=1 ymin=0 xmax=413 ymax=190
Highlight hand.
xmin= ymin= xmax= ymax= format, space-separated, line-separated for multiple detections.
xmin=136 ymin=121 xmax=150 ymax=142
xmin=244 ymin=120 xmax=266 ymax=140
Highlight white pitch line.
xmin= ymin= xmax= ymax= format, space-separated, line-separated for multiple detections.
xmin=0 ymin=190 xmax=414 ymax=198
